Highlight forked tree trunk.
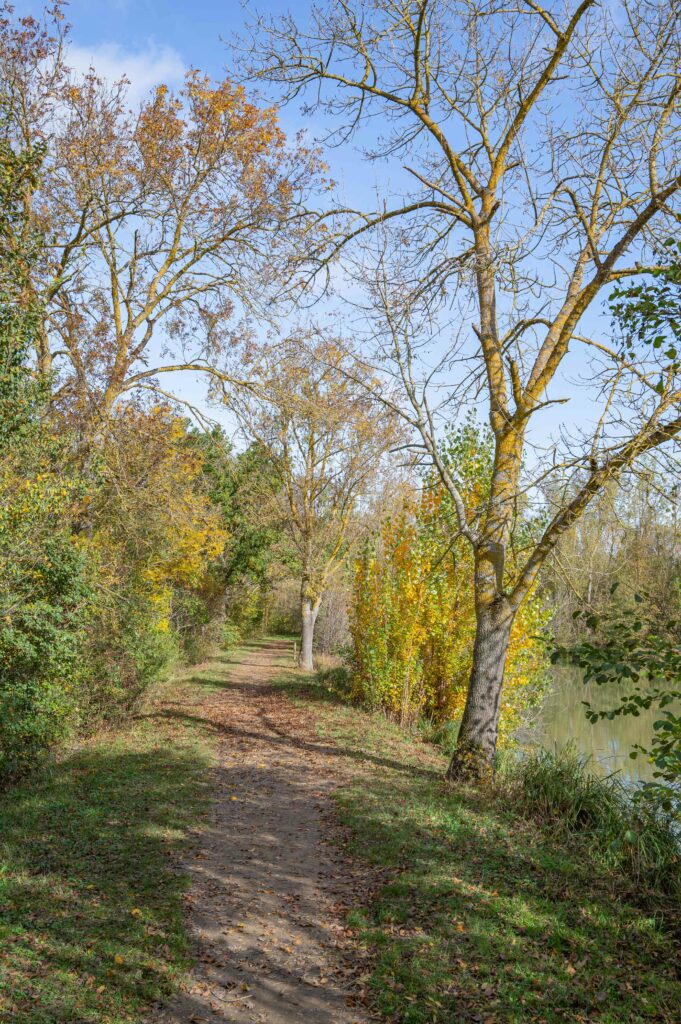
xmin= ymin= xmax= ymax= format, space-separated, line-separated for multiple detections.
xmin=446 ymin=597 xmax=514 ymax=780
xmin=299 ymin=597 xmax=320 ymax=672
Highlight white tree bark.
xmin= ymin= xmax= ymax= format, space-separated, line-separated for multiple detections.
xmin=299 ymin=597 xmax=321 ymax=672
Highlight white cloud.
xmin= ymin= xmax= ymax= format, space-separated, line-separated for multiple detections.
xmin=66 ymin=41 xmax=186 ymax=106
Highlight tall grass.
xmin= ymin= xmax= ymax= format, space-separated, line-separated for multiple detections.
xmin=504 ymin=747 xmax=680 ymax=896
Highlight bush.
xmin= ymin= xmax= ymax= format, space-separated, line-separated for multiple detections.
xmin=317 ymin=664 xmax=352 ymax=697
xmin=84 ymin=600 xmax=181 ymax=722
xmin=419 ymin=718 xmax=460 ymax=752
xmin=505 ymin=747 xmax=680 ymax=896
xmin=0 ymin=536 xmax=92 ymax=782
xmin=350 ymin=433 xmax=548 ymax=734
xmin=0 ymin=408 xmax=231 ymax=786
xmin=552 ymin=592 xmax=681 ymax=818
xmin=222 ymin=619 xmax=242 ymax=653
xmin=172 ymin=589 xmax=225 ymax=665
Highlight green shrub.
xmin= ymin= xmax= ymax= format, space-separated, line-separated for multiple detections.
xmin=0 ymin=538 xmax=92 ymax=782
xmin=85 ymin=614 xmax=180 ymax=723
xmin=419 ymin=717 xmax=460 ymax=752
xmin=222 ymin=619 xmax=242 ymax=652
xmin=318 ymin=664 xmax=352 ymax=694
xmin=171 ymin=589 xmax=224 ymax=665
xmin=552 ymin=591 xmax=681 ymax=818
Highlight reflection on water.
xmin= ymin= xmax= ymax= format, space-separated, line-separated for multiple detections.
xmin=528 ymin=667 xmax=669 ymax=784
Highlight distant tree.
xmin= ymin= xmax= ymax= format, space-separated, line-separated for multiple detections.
xmin=228 ymin=334 xmax=398 ymax=670
xmin=544 ymin=467 xmax=681 ymax=641
xmin=546 ymin=241 xmax=681 ymax=632
xmin=190 ymin=428 xmax=290 ymax=627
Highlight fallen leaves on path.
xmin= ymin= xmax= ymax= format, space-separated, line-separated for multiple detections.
xmin=147 ymin=640 xmax=378 ymax=1024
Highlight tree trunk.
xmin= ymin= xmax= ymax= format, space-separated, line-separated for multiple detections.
xmin=299 ymin=597 xmax=320 ymax=671
xmin=446 ymin=597 xmax=514 ymax=781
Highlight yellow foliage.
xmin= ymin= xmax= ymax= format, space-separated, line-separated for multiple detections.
xmin=86 ymin=405 xmax=228 ymax=632
xmin=351 ymin=480 xmax=548 ymax=741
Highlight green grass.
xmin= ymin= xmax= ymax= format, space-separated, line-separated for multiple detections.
xmin=0 ymin=658 xmax=224 ymax=1024
xmin=504 ymin=746 xmax=680 ymax=895
xmin=276 ymin=667 xmax=681 ymax=1024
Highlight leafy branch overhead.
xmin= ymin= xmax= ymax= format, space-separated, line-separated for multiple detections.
xmin=552 ymin=586 xmax=681 ymax=815
xmin=611 ymin=238 xmax=681 ymax=389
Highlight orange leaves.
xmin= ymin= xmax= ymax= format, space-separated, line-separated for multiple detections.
xmin=135 ymin=84 xmax=185 ymax=182
xmin=133 ymin=69 xmax=290 ymax=208
xmin=232 ymin=333 xmax=400 ymax=618
xmin=185 ymin=72 xmax=284 ymax=160
xmin=30 ymin=45 xmax=326 ymax=422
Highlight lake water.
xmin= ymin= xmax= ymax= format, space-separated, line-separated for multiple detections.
xmin=526 ymin=668 xmax=665 ymax=784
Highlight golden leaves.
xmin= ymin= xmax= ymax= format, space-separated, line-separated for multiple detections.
xmin=88 ymin=405 xmax=229 ymax=612
xmin=352 ymin=474 xmax=548 ymax=731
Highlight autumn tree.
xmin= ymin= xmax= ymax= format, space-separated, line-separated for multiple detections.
xmin=228 ymin=334 xmax=398 ymax=670
xmin=249 ymin=0 xmax=681 ymax=776
xmin=189 ymin=428 xmax=292 ymax=632
xmin=1 ymin=4 xmax=322 ymax=432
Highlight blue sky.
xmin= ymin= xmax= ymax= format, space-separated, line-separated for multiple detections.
xmin=14 ymin=0 xmax=362 ymax=434
xmin=53 ymin=0 xmax=380 ymax=200
xmin=14 ymin=2 xmax=305 ymax=127
xmin=18 ymin=0 xmax=282 ymax=72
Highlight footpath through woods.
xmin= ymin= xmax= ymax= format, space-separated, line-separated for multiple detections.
xmin=149 ymin=638 xmax=370 ymax=1024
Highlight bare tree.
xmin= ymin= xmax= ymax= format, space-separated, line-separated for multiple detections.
xmin=227 ymin=333 xmax=398 ymax=670
xmin=247 ymin=0 xmax=681 ymax=775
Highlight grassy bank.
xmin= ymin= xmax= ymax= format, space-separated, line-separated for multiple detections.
xmin=0 ymin=655 xmax=230 ymax=1024
xmin=276 ymin=666 xmax=681 ymax=1024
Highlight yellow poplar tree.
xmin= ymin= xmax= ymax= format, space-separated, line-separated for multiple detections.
xmin=351 ymin=422 xmax=548 ymax=740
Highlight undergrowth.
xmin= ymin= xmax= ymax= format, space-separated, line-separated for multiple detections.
xmin=503 ymin=747 xmax=680 ymax=898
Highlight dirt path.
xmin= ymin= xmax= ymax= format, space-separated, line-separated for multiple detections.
xmin=149 ymin=639 xmax=370 ymax=1024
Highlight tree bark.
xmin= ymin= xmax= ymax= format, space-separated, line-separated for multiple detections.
xmin=299 ymin=597 xmax=320 ymax=671
xmin=446 ymin=597 xmax=514 ymax=781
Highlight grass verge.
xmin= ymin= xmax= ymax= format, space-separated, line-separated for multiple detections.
xmin=276 ymin=666 xmax=681 ymax=1024
xmin=0 ymin=656 xmax=226 ymax=1024
xmin=504 ymin=746 xmax=680 ymax=896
